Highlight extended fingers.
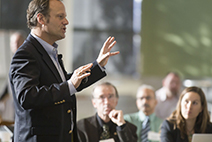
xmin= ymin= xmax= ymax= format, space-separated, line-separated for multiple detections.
xmin=110 ymin=51 xmax=120 ymax=56
xmin=108 ymin=41 xmax=117 ymax=51
xmin=103 ymin=51 xmax=120 ymax=60
xmin=108 ymin=37 xmax=115 ymax=44
xmin=77 ymin=63 xmax=92 ymax=75
xmin=104 ymin=36 xmax=113 ymax=46
xmin=104 ymin=37 xmax=116 ymax=48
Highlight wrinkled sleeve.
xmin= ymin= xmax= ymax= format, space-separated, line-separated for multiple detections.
xmin=117 ymin=122 xmax=137 ymax=142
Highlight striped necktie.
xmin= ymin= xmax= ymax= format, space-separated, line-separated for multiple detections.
xmin=141 ymin=116 xmax=150 ymax=142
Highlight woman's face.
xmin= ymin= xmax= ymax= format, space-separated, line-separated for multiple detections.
xmin=181 ymin=92 xmax=202 ymax=120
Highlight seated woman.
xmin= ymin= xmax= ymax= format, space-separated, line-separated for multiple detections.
xmin=160 ymin=86 xmax=212 ymax=142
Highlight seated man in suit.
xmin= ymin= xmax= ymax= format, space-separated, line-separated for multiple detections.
xmin=77 ymin=82 xmax=137 ymax=142
xmin=124 ymin=84 xmax=162 ymax=142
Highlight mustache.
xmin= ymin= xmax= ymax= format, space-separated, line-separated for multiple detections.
xmin=142 ymin=104 xmax=150 ymax=107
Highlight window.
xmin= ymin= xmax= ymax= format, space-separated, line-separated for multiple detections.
xmin=72 ymin=0 xmax=140 ymax=77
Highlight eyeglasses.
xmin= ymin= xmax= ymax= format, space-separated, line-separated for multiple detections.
xmin=137 ymin=96 xmax=153 ymax=101
xmin=94 ymin=94 xmax=116 ymax=101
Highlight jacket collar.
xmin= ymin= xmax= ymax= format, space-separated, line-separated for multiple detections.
xmin=26 ymin=34 xmax=63 ymax=82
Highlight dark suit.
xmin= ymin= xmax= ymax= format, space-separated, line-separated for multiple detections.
xmin=160 ymin=120 xmax=212 ymax=142
xmin=77 ymin=114 xmax=137 ymax=142
xmin=9 ymin=34 xmax=106 ymax=142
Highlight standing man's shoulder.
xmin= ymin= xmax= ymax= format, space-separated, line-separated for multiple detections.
xmin=21 ymin=34 xmax=35 ymax=45
xmin=15 ymin=34 xmax=38 ymax=53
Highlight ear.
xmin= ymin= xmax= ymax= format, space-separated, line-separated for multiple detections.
xmin=92 ymin=99 xmax=97 ymax=108
xmin=115 ymin=98 xmax=118 ymax=106
xmin=136 ymin=99 xmax=139 ymax=110
xmin=37 ymin=13 xmax=46 ymax=25
xmin=136 ymin=99 xmax=138 ymax=106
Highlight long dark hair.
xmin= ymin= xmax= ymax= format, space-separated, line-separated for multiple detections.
xmin=167 ymin=86 xmax=210 ymax=139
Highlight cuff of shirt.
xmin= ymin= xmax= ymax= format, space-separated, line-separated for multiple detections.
xmin=116 ymin=123 xmax=126 ymax=131
xmin=96 ymin=61 xmax=105 ymax=72
xmin=67 ymin=79 xmax=77 ymax=95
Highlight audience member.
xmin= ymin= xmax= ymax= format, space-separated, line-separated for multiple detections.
xmin=124 ymin=84 xmax=162 ymax=142
xmin=9 ymin=0 xmax=119 ymax=142
xmin=160 ymin=86 xmax=212 ymax=142
xmin=155 ymin=72 xmax=182 ymax=120
xmin=10 ymin=31 xmax=26 ymax=54
xmin=77 ymin=82 xmax=137 ymax=142
xmin=0 ymin=31 xmax=25 ymax=124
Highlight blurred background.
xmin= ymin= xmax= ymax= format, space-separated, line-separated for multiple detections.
xmin=1 ymin=0 xmax=212 ymax=120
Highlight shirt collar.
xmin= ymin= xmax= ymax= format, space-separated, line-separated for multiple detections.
xmin=96 ymin=113 xmax=113 ymax=128
xmin=30 ymin=32 xmax=58 ymax=56
xmin=138 ymin=110 xmax=156 ymax=122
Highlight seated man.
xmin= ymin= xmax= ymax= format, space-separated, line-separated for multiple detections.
xmin=124 ymin=84 xmax=162 ymax=142
xmin=77 ymin=82 xmax=137 ymax=142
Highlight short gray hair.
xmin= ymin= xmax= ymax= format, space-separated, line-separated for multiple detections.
xmin=92 ymin=82 xmax=119 ymax=98
xmin=136 ymin=84 xmax=155 ymax=98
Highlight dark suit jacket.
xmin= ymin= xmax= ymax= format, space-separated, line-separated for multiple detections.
xmin=77 ymin=114 xmax=137 ymax=142
xmin=9 ymin=34 xmax=106 ymax=142
xmin=160 ymin=120 xmax=212 ymax=142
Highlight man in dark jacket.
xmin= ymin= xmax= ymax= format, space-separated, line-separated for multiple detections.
xmin=9 ymin=0 xmax=119 ymax=142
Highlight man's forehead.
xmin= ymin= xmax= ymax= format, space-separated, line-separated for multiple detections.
xmin=49 ymin=0 xmax=65 ymax=12
xmin=94 ymin=88 xmax=115 ymax=94
xmin=137 ymin=89 xmax=154 ymax=97
xmin=93 ymin=86 xmax=115 ymax=95
xmin=95 ymin=85 xmax=114 ymax=91
xmin=167 ymin=73 xmax=179 ymax=80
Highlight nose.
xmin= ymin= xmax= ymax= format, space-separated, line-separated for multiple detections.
xmin=64 ymin=18 xmax=69 ymax=25
xmin=143 ymin=99 xmax=147 ymax=104
xmin=103 ymin=97 xmax=110 ymax=104
xmin=142 ymin=97 xmax=148 ymax=103
xmin=187 ymin=102 xmax=192 ymax=110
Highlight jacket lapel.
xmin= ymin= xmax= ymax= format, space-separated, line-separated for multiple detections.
xmin=27 ymin=34 xmax=62 ymax=82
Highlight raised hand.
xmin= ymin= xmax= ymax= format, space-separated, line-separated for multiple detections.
xmin=97 ymin=36 xmax=120 ymax=67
